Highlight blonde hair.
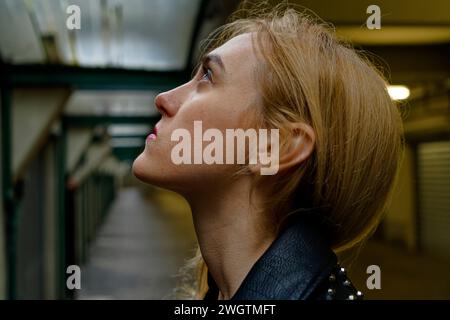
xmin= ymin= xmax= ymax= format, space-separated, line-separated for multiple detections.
xmin=178 ymin=3 xmax=404 ymax=299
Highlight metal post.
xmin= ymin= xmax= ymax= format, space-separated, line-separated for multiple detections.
xmin=56 ymin=119 xmax=67 ymax=299
xmin=1 ymin=87 xmax=16 ymax=299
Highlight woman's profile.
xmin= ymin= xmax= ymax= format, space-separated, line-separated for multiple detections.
xmin=132 ymin=5 xmax=404 ymax=300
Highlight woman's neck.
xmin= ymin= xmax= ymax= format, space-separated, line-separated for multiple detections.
xmin=186 ymin=178 xmax=276 ymax=300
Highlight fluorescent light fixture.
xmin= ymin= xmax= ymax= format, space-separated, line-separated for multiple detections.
xmin=110 ymin=138 xmax=145 ymax=148
xmin=388 ymin=85 xmax=410 ymax=100
xmin=108 ymin=125 xmax=150 ymax=136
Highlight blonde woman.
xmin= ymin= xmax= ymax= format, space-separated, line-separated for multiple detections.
xmin=133 ymin=6 xmax=403 ymax=300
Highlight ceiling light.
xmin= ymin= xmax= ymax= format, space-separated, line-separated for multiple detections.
xmin=388 ymin=85 xmax=410 ymax=100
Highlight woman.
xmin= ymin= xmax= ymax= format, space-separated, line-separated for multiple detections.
xmin=133 ymin=6 xmax=404 ymax=300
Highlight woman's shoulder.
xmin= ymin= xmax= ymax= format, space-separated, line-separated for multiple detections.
xmin=309 ymin=264 xmax=364 ymax=300
xmin=204 ymin=214 xmax=364 ymax=300
xmin=205 ymin=262 xmax=364 ymax=301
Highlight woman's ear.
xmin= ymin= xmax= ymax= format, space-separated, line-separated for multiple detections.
xmin=248 ymin=122 xmax=315 ymax=175
xmin=277 ymin=122 xmax=315 ymax=172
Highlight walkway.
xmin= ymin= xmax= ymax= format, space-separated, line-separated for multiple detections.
xmin=76 ymin=186 xmax=196 ymax=299
xmin=77 ymin=185 xmax=450 ymax=299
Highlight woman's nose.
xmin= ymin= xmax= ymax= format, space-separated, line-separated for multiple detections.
xmin=154 ymin=92 xmax=171 ymax=117
xmin=154 ymin=87 xmax=183 ymax=117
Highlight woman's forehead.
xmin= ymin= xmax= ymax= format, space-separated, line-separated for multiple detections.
xmin=208 ymin=33 xmax=258 ymax=78
xmin=210 ymin=34 xmax=256 ymax=63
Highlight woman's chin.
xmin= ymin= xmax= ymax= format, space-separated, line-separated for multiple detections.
xmin=132 ymin=155 xmax=170 ymax=188
xmin=132 ymin=154 xmax=153 ymax=183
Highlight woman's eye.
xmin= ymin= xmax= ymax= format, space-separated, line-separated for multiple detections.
xmin=201 ymin=67 xmax=213 ymax=82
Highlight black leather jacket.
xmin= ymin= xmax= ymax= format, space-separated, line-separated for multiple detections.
xmin=204 ymin=214 xmax=363 ymax=300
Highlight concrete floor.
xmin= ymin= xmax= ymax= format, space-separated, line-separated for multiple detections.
xmin=76 ymin=186 xmax=197 ymax=300
xmin=77 ymin=185 xmax=450 ymax=300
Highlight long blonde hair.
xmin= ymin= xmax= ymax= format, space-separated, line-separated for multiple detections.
xmin=178 ymin=3 xmax=404 ymax=299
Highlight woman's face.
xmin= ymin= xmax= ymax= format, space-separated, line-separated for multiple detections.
xmin=132 ymin=33 xmax=261 ymax=194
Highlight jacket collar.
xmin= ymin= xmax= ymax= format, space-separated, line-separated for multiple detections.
xmin=205 ymin=214 xmax=337 ymax=300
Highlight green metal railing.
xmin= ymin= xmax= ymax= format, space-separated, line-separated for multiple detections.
xmin=1 ymin=64 xmax=183 ymax=299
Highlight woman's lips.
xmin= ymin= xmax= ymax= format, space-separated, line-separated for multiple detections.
xmin=146 ymin=133 xmax=156 ymax=143
xmin=146 ymin=124 xmax=159 ymax=144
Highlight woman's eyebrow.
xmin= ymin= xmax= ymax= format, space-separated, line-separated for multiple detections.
xmin=202 ymin=53 xmax=226 ymax=74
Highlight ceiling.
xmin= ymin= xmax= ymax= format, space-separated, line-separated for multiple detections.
xmin=1 ymin=0 xmax=449 ymax=67
xmin=65 ymin=90 xmax=159 ymax=116
xmin=337 ymin=26 xmax=450 ymax=46
xmin=1 ymin=0 xmax=449 ymax=160
xmin=0 ymin=0 xmax=201 ymax=69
